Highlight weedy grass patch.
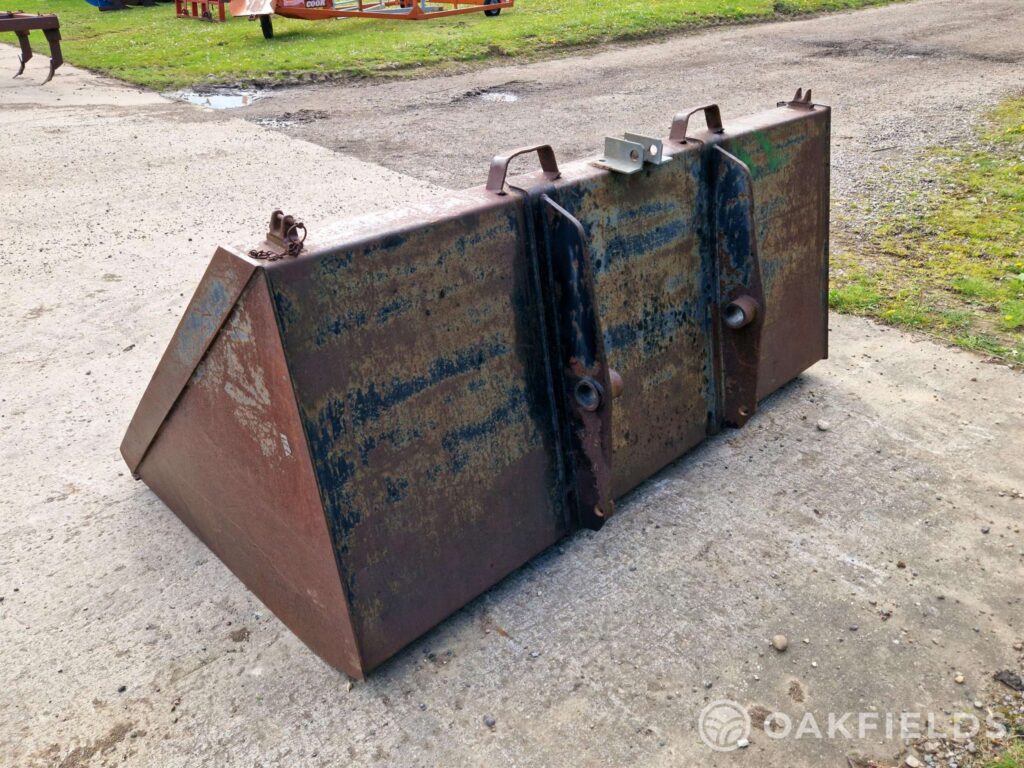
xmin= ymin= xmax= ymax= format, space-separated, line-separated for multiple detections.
xmin=985 ymin=743 xmax=1024 ymax=768
xmin=831 ymin=95 xmax=1024 ymax=363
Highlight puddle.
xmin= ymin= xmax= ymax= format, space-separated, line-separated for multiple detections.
xmin=254 ymin=109 xmax=329 ymax=129
xmin=168 ymin=88 xmax=266 ymax=110
xmin=478 ymin=91 xmax=519 ymax=103
xmin=451 ymin=81 xmax=538 ymax=104
xmin=254 ymin=117 xmax=297 ymax=128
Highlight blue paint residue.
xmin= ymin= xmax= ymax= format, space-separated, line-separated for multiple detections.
xmin=718 ymin=171 xmax=755 ymax=286
xmin=271 ymin=288 xmax=298 ymax=334
xmin=303 ymin=406 xmax=359 ymax=539
xmin=356 ymin=434 xmax=377 ymax=467
xmin=598 ymin=220 xmax=688 ymax=274
xmin=376 ymin=296 xmax=412 ymax=325
xmin=665 ymin=273 xmax=688 ymax=294
xmin=760 ymin=251 xmax=783 ymax=290
xmin=385 ymin=476 xmax=409 ymax=503
xmin=603 ymin=302 xmax=694 ymax=353
xmin=314 ymin=399 xmax=349 ymax=444
xmin=440 ymin=386 xmax=528 ymax=473
xmin=348 ymin=336 xmax=509 ymax=428
xmin=313 ymin=310 xmax=369 ymax=346
xmin=605 ymin=199 xmax=677 ymax=224
xmin=175 ymin=280 xmax=229 ymax=364
xmin=314 ymin=249 xmax=356 ymax=277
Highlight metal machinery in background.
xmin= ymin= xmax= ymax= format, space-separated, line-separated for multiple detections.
xmin=122 ymin=91 xmax=830 ymax=679
xmin=85 ymin=0 xmax=169 ymax=11
xmin=176 ymin=0 xmax=227 ymax=22
xmin=229 ymin=0 xmax=511 ymax=39
xmin=2 ymin=11 xmax=61 ymax=83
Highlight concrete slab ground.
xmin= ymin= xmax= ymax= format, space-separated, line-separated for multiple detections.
xmin=1 ymin=1 xmax=1023 ymax=766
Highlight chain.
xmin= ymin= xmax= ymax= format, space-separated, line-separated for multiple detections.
xmin=248 ymin=239 xmax=304 ymax=262
xmin=248 ymin=221 xmax=306 ymax=262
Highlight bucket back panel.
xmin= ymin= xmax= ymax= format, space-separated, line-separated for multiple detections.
xmin=543 ymin=152 xmax=713 ymax=497
xmin=136 ymin=272 xmax=363 ymax=677
xmin=266 ymin=199 xmax=566 ymax=671
xmin=722 ymin=107 xmax=831 ymax=397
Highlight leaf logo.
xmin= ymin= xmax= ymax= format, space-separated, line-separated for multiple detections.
xmin=698 ymin=699 xmax=751 ymax=752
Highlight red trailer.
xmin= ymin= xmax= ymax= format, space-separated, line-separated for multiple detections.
xmin=230 ymin=0 xmax=512 ymax=38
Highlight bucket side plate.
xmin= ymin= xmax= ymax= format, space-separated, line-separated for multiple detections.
xmin=121 ymin=248 xmax=257 ymax=473
xmin=136 ymin=271 xmax=363 ymax=677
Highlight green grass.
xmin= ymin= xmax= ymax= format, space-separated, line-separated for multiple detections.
xmin=14 ymin=0 xmax=897 ymax=89
xmin=982 ymin=742 xmax=1024 ymax=768
xmin=830 ymin=95 xmax=1024 ymax=364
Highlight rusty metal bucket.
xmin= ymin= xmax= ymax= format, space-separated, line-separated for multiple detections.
xmin=122 ymin=91 xmax=830 ymax=678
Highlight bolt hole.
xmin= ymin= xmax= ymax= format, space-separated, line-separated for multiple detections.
xmin=738 ymin=406 xmax=751 ymax=417
xmin=724 ymin=303 xmax=747 ymax=329
xmin=629 ymin=149 xmax=640 ymax=162
xmin=574 ymin=378 xmax=603 ymax=411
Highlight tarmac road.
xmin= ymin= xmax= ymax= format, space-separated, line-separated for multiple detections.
xmin=1 ymin=1 xmax=1023 ymax=766
xmin=245 ymin=0 xmax=1024 ymax=205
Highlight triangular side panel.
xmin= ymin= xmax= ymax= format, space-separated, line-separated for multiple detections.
xmin=135 ymin=268 xmax=363 ymax=677
xmin=121 ymin=247 xmax=257 ymax=472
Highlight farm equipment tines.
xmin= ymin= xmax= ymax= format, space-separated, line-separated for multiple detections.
xmin=2 ymin=11 xmax=62 ymax=83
